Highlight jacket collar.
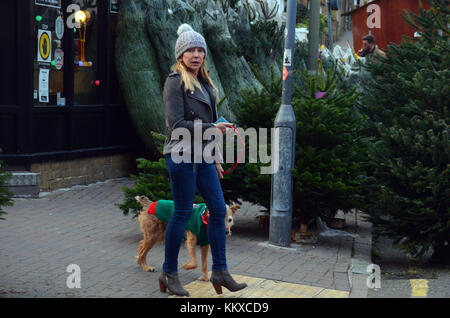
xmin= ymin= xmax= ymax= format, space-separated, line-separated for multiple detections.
xmin=188 ymin=76 xmax=216 ymax=111
xmin=187 ymin=84 xmax=211 ymax=107
xmin=171 ymin=71 xmax=217 ymax=110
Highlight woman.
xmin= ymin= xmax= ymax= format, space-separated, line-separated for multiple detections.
xmin=158 ymin=24 xmax=247 ymax=297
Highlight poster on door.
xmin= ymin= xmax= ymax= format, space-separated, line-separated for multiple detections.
xmin=37 ymin=30 xmax=52 ymax=64
xmin=54 ymin=49 xmax=64 ymax=70
xmin=39 ymin=68 xmax=50 ymax=103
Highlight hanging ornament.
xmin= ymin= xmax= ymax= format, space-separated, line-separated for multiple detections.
xmin=55 ymin=16 xmax=64 ymax=40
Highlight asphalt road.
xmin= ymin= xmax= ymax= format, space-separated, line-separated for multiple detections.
xmin=367 ymin=228 xmax=450 ymax=298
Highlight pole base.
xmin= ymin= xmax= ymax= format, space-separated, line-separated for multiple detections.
xmin=269 ymin=214 xmax=292 ymax=248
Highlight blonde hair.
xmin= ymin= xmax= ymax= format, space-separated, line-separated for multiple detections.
xmin=171 ymin=60 xmax=220 ymax=103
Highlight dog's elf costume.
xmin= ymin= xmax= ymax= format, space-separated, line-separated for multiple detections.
xmin=148 ymin=200 xmax=209 ymax=246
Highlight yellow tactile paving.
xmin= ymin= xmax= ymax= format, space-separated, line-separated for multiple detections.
xmin=170 ymin=273 xmax=349 ymax=298
xmin=410 ymin=279 xmax=429 ymax=297
xmin=315 ymin=288 xmax=350 ymax=298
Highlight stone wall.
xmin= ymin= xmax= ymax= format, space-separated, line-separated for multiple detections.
xmin=29 ymin=153 xmax=137 ymax=191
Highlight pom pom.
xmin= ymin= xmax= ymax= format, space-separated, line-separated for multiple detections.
xmin=177 ymin=24 xmax=194 ymax=36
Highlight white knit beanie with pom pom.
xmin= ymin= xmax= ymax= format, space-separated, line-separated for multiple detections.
xmin=175 ymin=24 xmax=207 ymax=60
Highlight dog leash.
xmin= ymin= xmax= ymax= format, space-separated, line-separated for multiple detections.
xmin=222 ymin=125 xmax=246 ymax=176
xmin=201 ymin=209 xmax=209 ymax=229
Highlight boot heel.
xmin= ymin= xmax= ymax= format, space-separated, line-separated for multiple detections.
xmin=158 ymin=272 xmax=189 ymax=297
xmin=212 ymin=283 xmax=223 ymax=295
xmin=159 ymin=280 xmax=167 ymax=293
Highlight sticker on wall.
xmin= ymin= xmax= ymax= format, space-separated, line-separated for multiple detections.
xmin=54 ymin=48 xmax=64 ymax=70
xmin=37 ymin=30 xmax=52 ymax=63
xmin=35 ymin=0 xmax=61 ymax=9
xmin=56 ymin=93 xmax=66 ymax=106
xmin=283 ymin=66 xmax=289 ymax=81
xmin=283 ymin=49 xmax=292 ymax=67
xmin=110 ymin=0 xmax=120 ymax=13
xmin=55 ymin=16 xmax=64 ymax=40
xmin=39 ymin=68 xmax=50 ymax=103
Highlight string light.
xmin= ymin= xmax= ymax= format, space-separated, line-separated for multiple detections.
xmin=74 ymin=10 xmax=87 ymax=24
xmin=74 ymin=10 xmax=91 ymax=67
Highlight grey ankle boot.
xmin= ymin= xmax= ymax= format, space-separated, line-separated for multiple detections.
xmin=158 ymin=272 xmax=189 ymax=297
xmin=210 ymin=270 xmax=247 ymax=294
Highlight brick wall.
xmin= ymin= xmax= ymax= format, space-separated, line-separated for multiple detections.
xmin=30 ymin=153 xmax=137 ymax=191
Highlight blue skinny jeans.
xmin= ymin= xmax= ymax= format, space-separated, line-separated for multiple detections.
xmin=163 ymin=155 xmax=228 ymax=273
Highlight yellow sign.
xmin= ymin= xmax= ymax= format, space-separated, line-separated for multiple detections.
xmin=37 ymin=30 xmax=52 ymax=63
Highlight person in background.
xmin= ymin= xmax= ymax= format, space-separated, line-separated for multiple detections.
xmin=357 ymin=34 xmax=386 ymax=58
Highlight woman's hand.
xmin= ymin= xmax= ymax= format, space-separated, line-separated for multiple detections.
xmin=215 ymin=162 xmax=224 ymax=179
xmin=215 ymin=122 xmax=233 ymax=135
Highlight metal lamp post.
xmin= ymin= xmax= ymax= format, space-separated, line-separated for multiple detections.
xmin=327 ymin=0 xmax=340 ymax=51
xmin=269 ymin=0 xmax=297 ymax=248
xmin=327 ymin=1 xmax=334 ymax=50
xmin=307 ymin=0 xmax=321 ymax=72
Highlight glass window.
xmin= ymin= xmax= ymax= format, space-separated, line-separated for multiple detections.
xmin=33 ymin=4 xmax=65 ymax=106
xmin=32 ymin=1 xmax=119 ymax=107
xmin=73 ymin=0 xmax=98 ymax=105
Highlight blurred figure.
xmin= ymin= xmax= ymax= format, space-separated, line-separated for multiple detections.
xmin=357 ymin=34 xmax=386 ymax=58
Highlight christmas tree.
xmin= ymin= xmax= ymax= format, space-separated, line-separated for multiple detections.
xmin=226 ymin=55 xmax=368 ymax=223
xmin=116 ymin=132 xmax=203 ymax=218
xmin=291 ymin=56 xmax=368 ymax=222
xmin=362 ymin=0 xmax=449 ymax=263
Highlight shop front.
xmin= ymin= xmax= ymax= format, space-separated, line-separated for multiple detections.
xmin=0 ymin=0 xmax=141 ymax=193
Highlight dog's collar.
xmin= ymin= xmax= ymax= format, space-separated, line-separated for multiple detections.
xmin=147 ymin=201 xmax=157 ymax=215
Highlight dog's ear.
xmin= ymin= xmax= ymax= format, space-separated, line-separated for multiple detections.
xmin=135 ymin=196 xmax=141 ymax=202
xmin=231 ymin=205 xmax=240 ymax=214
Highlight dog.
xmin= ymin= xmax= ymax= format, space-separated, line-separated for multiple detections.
xmin=135 ymin=195 xmax=240 ymax=281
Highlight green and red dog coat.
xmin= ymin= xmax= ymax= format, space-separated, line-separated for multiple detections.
xmin=148 ymin=200 xmax=210 ymax=246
